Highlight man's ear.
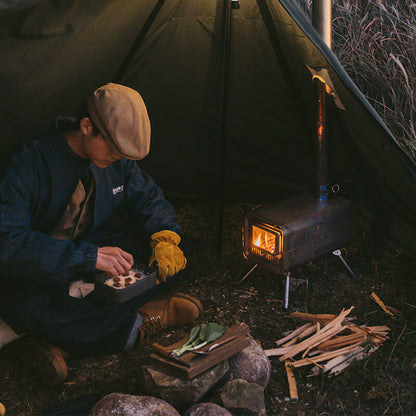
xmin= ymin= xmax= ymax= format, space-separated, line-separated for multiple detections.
xmin=79 ymin=117 xmax=93 ymax=136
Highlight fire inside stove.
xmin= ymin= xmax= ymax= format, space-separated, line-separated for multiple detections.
xmin=250 ymin=224 xmax=282 ymax=261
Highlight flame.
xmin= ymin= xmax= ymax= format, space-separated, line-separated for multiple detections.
xmin=252 ymin=227 xmax=276 ymax=253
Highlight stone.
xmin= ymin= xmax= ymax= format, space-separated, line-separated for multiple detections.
xmin=220 ymin=379 xmax=266 ymax=416
xmin=89 ymin=393 xmax=180 ymax=416
xmin=183 ymin=402 xmax=233 ymax=416
xmin=142 ymin=360 xmax=229 ymax=410
xmin=226 ymin=336 xmax=271 ymax=388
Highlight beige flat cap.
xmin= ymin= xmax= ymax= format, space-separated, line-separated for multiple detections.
xmin=87 ymin=83 xmax=151 ymax=160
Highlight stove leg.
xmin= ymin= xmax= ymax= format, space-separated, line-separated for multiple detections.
xmin=332 ymin=249 xmax=357 ymax=279
xmin=284 ymin=271 xmax=291 ymax=310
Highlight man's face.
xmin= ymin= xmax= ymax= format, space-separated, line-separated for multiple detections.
xmin=79 ymin=118 xmax=122 ymax=168
xmin=85 ymin=133 xmax=122 ymax=168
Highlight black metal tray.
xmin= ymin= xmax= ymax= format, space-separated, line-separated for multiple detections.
xmin=94 ymin=263 xmax=157 ymax=303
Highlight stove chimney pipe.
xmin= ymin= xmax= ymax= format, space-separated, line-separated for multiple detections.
xmin=312 ymin=0 xmax=332 ymax=49
xmin=312 ymin=0 xmax=332 ymax=201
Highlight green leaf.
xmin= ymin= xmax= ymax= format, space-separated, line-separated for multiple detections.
xmin=187 ymin=323 xmax=227 ymax=352
xmin=172 ymin=323 xmax=227 ymax=356
xmin=205 ymin=323 xmax=227 ymax=343
xmin=172 ymin=325 xmax=201 ymax=356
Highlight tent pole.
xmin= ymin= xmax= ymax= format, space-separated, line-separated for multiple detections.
xmin=216 ymin=0 xmax=234 ymax=259
xmin=257 ymin=0 xmax=314 ymax=160
xmin=312 ymin=0 xmax=332 ymax=200
xmin=112 ymin=0 xmax=165 ymax=83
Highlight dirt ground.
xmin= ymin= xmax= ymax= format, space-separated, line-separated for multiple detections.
xmin=1 ymin=201 xmax=416 ymax=416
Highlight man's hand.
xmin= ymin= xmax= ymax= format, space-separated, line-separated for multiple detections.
xmin=96 ymin=246 xmax=134 ymax=277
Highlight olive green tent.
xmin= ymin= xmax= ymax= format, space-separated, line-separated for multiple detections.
xmin=1 ymin=0 xmax=415 ymax=253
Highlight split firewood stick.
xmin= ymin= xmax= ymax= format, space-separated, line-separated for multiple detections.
xmin=266 ymin=324 xmax=325 ymax=355
xmin=370 ymin=292 xmax=395 ymax=316
xmin=264 ymin=346 xmax=293 ymax=357
xmin=285 ymin=360 xmax=299 ymax=403
xmin=303 ymin=357 xmax=325 ymax=369
xmin=301 ymin=324 xmax=347 ymax=358
xmin=328 ymin=346 xmax=379 ymax=375
xmin=282 ymin=324 xmax=318 ymax=347
xmin=308 ymin=307 xmax=354 ymax=338
xmin=324 ymin=345 xmax=380 ymax=374
xmin=348 ymin=324 xmax=387 ymax=342
xmin=366 ymin=325 xmax=391 ymax=333
xmin=317 ymin=333 xmax=366 ymax=350
xmin=291 ymin=342 xmax=363 ymax=368
xmin=279 ymin=307 xmax=354 ymax=361
xmin=282 ymin=337 xmax=301 ymax=348
xmin=280 ymin=323 xmax=346 ymax=361
xmin=289 ymin=312 xmax=337 ymax=324
xmin=349 ymin=324 xmax=390 ymax=335
xmin=275 ymin=323 xmax=313 ymax=346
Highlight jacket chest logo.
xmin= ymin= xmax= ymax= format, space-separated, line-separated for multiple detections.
xmin=112 ymin=185 xmax=124 ymax=195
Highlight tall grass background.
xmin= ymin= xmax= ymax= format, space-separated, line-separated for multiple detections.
xmin=295 ymin=0 xmax=416 ymax=162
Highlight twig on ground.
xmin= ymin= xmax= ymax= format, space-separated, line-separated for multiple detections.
xmin=370 ymin=292 xmax=395 ymax=316
xmin=385 ymin=324 xmax=407 ymax=370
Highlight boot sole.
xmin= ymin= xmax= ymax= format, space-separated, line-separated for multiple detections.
xmin=31 ymin=341 xmax=68 ymax=385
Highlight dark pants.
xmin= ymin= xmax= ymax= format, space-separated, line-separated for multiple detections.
xmin=0 ymin=230 xmax=178 ymax=354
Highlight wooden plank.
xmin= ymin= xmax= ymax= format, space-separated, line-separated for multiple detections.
xmin=150 ymin=323 xmax=250 ymax=379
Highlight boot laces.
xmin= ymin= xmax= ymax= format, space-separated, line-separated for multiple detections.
xmin=141 ymin=315 xmax=163 ymax=336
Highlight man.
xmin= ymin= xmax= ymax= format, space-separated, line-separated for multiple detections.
xmin=0 ymin=83 xmax=202 ymax=384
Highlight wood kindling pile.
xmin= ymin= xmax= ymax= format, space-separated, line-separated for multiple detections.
xmin=265 ymin=307 xmax=390 ymax=376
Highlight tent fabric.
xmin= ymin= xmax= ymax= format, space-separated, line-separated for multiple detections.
xmin=0 ymin=0 xmax=415 ymax=253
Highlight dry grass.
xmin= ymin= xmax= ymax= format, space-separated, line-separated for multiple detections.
xmin=296 ymin=0 xmax=416 ymax=161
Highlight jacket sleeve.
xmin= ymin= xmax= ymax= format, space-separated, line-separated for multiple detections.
xmin=0 ymin=159 xmax=98 ymax=281
xmin=117 ymin=162 xmax=181 ymax=238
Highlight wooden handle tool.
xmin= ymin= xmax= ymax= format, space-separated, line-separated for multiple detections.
xmin=152 ymin=343 xmax=191 ymax=367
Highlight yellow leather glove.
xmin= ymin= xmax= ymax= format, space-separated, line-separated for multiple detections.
xmin=149 ymin=230 xmax=187 ymax=283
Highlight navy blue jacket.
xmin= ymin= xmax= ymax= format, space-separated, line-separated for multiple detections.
xmin=0 ymin=118 xmax=180 ymax=282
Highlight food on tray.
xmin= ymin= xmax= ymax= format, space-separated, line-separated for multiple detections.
xmin=104 ymin=270 xmax=144 ymax=289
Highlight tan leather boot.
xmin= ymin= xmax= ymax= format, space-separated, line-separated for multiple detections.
xmin=30 ymin=340 xmax=69 ymax=385
xmin=137 ymin=292 xmax=203 ymax=341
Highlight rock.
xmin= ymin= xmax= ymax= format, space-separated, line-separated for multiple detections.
xmin=142 ymin=360 xmax=229 ymax=410
xmin=89 ymin=393 xmax=180 ymax=416
xmin=183 ymin=402 xmax=233 ymax=416
xmin=220 ymin=379 xmax=266 ymax=416
xmin=226 ymin=336 xmax=271 ymax=388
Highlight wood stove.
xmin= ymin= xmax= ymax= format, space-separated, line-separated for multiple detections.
xmin=243 ymin=193 xmax=352 ymax=274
